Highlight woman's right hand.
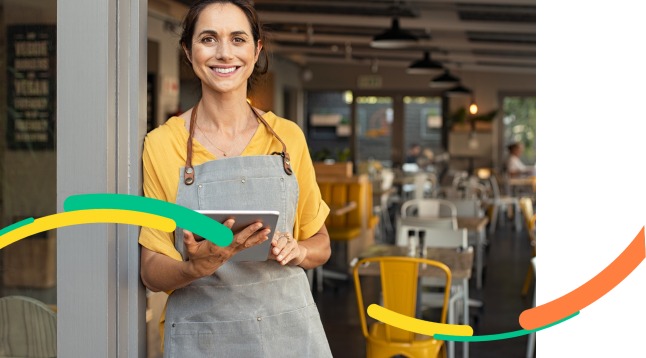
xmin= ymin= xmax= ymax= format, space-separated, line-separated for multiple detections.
xmin=182 ymin=219 xmax=270 ymax=278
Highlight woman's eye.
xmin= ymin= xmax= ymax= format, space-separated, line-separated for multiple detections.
xmin=233 ymin=37 xmax=246 ymax=43
xmin=200 ymin=37 xmax=216 ymax=44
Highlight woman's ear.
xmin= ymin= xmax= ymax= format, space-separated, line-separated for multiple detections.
xmin=254 ymin=39 xmax=263 ymax=62
xmin=182 ymin=44 xmax=192 ymax=64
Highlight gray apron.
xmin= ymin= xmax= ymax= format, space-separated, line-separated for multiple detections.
xmin=163 ymin=103 xmax=332 ymax=357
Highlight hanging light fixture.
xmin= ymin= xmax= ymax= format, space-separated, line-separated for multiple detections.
xmin=444 ymin=84 xmax=472 ymax=97
xmin=469 ymin=97 xmax=479 ymax=115
xmin=370 ymin=17 xmax=418 ymax=49
xmin=406 ymin=51 xmax=443 ymax=75
xmin=429 ymin=69 xmax=460 ymax=88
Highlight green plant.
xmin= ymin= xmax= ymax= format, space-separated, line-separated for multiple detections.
xmin=448 ymin=107 xmax=498 ymax=127
xmin=337 ymin=147 xmax=351 ymax=162
xmin=313 ymin=148 xmax=332 ymax=161
xmin=449 ymin=107 xmax=468 ymax=124
xmin=472 ymin=109 xmax=498 ymax=122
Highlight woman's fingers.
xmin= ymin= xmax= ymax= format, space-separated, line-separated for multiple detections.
xmin=270 ymin=232 xmax=299 ymax=265
xmin=183 ymin=229 xmax=197 ymax=245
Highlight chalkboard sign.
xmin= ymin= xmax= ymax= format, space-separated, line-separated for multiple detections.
xmin=6 ymin=25 xmax=56 ymax=150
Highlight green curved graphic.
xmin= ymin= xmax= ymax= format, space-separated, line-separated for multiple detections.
xmin=0 ymin=217 xmax=34 ymax=236
xmin=64 ymin=193 xmax=232 ymax=246
xmin=434 ymin=311 xmax=578 ymax=342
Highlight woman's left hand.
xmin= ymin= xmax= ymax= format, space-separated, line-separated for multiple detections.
xmin=269 ymin=231 xmax=307 ymax=266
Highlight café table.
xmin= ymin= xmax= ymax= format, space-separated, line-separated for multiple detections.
xmin=507 ymin=175 xmax=536 ymax=198
xmin=353 ymin=244 xmax=474 ymax=358
xmin=399 ymin=215 xmax=489 ymax=289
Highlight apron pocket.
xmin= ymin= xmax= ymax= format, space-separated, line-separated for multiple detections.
xmin=260 ymin=303 xmax=332 ymax=358
xmin=166 ymin=319 xmax=262 ymax=358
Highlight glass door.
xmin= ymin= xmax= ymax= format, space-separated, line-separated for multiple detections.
xmin=354 ymin=96 xmax=393 ymax=167
xmin=0 ymin=0 xmax=57 ymax=304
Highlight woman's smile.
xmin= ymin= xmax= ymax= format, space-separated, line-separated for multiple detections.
xmin=211 ymin=66 xmax=240 ymax=75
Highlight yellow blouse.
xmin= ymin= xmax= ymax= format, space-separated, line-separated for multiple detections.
xmin=138 ymin=113 xmax=329 ymax=259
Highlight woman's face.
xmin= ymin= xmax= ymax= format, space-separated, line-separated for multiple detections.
xmin=185 ymin=3 xmax=261 ymax=95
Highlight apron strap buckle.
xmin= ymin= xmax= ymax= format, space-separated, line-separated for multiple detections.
xmin=272 ymin=151 xmax=293 ymax=176
xmin=184 ymin=166 xmax=195 ymax=185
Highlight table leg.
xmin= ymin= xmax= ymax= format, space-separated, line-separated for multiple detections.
xmin=463 ymin=279 xmax=469 ymax=358
xmin=476 ymin=229 xmax=485 ymax=289
xmin=514 ymin=203 xmax=522 ymax=232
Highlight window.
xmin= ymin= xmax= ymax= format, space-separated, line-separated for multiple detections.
xmin=502 ymin=96 xmax=536 ymax=165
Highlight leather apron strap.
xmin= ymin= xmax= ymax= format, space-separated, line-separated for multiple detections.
xmin=183 ymin=101 xmax=293 ymax=185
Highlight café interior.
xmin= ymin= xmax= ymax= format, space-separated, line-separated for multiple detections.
xmin=0 ymin=0 xmax=536 ymax=357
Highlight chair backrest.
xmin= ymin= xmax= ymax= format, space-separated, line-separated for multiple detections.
xmin=411 ymin=172 xmax=429 ymax=200
xmin=318 ymin=176 xmax=376 ymax=232
xmin=487 ymin=173 xmax=501 ymax=200
xmin=398 ymin=225 xmax=468 ymax=249
xmin=447 ymin=198 xmax=484 ymax=218
xmin=352 ymin=256 xmax=452 ymax=342
xmin=400 ymin=198 xmax=457 ymax=219
xmin=396 ymin=219 xmax=459 ymax=246
xmin=519 ymin=197 xmax=535 ymax=231
xmin=0 ymin=295 xmax=56 ymax=358
xmin=380 ymin=169 xmax=395 ymax=191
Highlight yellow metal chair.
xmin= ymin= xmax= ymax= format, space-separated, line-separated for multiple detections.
xmin=519 ymin=197 xmax=536 ymax=297
xmin=353 ymin=256 xmax=452 ymax=358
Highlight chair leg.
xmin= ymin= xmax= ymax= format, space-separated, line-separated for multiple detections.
xmin=316 ymin=266 xmax=323 ymax=292
xmin=521 ymin=262 xmax=534 ymax=297
xmin=488 ymin=204 xmax=499 ymax=234
xmin=306 ymin=269 xmax=314 ymax=291
xmin=514 ymin=203 xmax=523 ymax=232
xmin=526 ymin=331 xmax=535 ymax=358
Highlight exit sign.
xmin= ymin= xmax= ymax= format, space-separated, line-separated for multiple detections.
xmin=357 ymin=74 xmax=383 ymax=89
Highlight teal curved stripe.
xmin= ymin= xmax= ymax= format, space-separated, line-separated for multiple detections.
xmin=63 ymin=193 xmax=233 ymax=246
xmin=434 ymin=311 xmax=579 ymax=342
xmin=0 ymin=217 xmax=34 ymax=236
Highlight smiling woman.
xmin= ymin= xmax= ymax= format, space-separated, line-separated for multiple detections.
xmin=138 ymin=1 xmax=333 ymax=357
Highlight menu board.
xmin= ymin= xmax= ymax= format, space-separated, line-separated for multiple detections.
xmin=6 ymin=25 xmax=56 ymax=150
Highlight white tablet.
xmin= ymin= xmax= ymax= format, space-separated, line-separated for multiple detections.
xmin=193 ymin=209 xmax=280 ymax=262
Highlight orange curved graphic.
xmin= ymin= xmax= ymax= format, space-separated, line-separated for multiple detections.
xmin=519 ymin=226 xmax=645 ymax=330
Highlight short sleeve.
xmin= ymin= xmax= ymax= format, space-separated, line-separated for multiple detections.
xmin=138 ymin=135 xmax=183 ymax=262
xmin=291 ymin=128 xmax=330 ymax=241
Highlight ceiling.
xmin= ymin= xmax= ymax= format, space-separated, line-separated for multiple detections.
xmin=166 ymin=0 xmax=536 ymax=75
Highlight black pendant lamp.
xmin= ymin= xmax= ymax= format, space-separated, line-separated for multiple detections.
xmin=444 ymin=83 xmax=473 ymax=97
xmin=370 ymin=17 xmax=418 ymax=49
xmin=406 ymin=51 xmax=443 ymax=75
xmin=429 ymin=69 xmax=461 ymax=88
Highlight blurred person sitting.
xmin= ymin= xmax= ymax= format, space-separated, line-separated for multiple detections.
xmin=405 ymin=143 xmax=422 ymax=164
xmin=506 ymin=142 xmax=533 ymax=177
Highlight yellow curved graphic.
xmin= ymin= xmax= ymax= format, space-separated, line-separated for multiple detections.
xmin=0 ymin=209 xmax=176 ymax=250
xmin=367 ymin=304 xmax=474 ymax=336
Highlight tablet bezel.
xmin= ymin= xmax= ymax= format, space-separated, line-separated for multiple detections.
xmin=188 ymin=209 xmax=280 ymax=262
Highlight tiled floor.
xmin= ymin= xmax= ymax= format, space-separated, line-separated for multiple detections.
xmin=313 ymin=215 xmax=535 ymax=358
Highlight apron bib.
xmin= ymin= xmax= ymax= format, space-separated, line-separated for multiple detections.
xmin=163 ymin=102 xmax=332 ymax=357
